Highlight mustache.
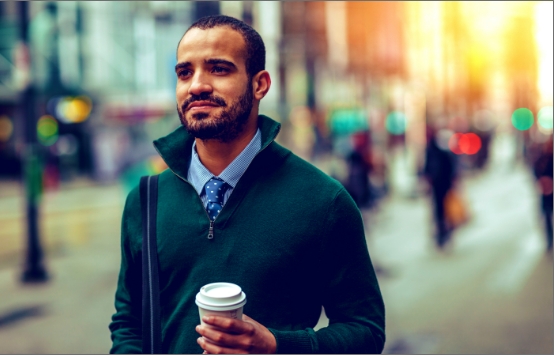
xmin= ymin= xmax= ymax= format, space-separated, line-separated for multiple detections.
xmin=181 ymin=93 xmax=227 ymax=112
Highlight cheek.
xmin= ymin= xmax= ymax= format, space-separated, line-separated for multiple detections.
xmin=176 ymin=82 xmax=189 ymax=102
xmin=218 ymin=81 xmax=248 ymax=102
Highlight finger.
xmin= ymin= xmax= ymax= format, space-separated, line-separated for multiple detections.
xmin=197 ymin=336 xmax=243 ymax=354
xmin=202 ymin=315 xmax=252 ymax=334
xmin=196 ymin=325 xmax=238 ymax=347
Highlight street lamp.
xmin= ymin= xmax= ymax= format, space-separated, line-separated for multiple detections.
xmin=18 ymin=1 xmax=48 ymax=283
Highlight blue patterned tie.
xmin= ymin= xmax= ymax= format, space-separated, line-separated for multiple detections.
xmin=204 ymin=177 xmax=229 ymax=221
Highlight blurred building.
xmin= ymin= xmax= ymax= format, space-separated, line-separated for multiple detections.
xmin=0 ymin=1 xmax=550 ymax=191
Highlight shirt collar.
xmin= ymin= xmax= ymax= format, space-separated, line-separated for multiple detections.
xmin=188 ymin=128 xmax=262 ymax=195
xmin=154 ymin=115 xmax=281 ymax=183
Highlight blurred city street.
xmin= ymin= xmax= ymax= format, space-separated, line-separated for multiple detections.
xmin=0 ymin=1 xmax=552 ymax=354
xmin=0 ymin=143 xmax=552 ymax=354
xmin=367 ymin=155 xmax=553 ymax=353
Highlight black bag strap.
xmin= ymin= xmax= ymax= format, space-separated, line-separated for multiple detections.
xmin=140 ymin=175 xmax=161 ymax=354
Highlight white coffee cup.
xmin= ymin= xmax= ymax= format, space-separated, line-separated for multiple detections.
xmin=195 ymin=282 xmax=247 ymax=326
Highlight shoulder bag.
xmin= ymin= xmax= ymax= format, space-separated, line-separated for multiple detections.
xmin=140 ymin=175 xmax=161 ymax=354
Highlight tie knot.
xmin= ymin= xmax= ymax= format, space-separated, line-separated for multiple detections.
xmin=204 ymin=177 xmax=229 ymax=204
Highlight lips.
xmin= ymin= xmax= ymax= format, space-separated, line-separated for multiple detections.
xmin=187 ymin=101 xmax=220 ymax=111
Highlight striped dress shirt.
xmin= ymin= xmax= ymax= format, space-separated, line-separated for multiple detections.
xmin=187 ymin=128 xmax=262 ymax=208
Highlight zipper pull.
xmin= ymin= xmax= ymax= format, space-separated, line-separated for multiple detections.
xmin=208 ymin=221 xmax=214 ymax=240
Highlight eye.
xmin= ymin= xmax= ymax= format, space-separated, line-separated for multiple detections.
xmin=212 ymin=66 xmax=229 ymax=74
xmin=177 ymin=69 xmax=192 ymax=78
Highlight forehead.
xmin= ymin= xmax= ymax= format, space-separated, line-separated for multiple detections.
xmin=177 ymin=27 xmax=247 ymax=67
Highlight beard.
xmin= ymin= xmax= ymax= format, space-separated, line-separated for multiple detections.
xmin=178 ymin=82 xmax=254 ymax=143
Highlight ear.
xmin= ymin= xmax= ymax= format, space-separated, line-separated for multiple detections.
xmin=252 ymin=70 xmax=271 ymax=101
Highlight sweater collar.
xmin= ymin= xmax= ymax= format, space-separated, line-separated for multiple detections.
xmin=153 ymin=115 xmax=281 ymax=181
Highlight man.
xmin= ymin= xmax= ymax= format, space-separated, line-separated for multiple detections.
xmin=423 ymin=126 xmax=457 ymax=249
xmin=109 ymin=15 xmax=385 ymax=354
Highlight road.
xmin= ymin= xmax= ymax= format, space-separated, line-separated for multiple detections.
xmin=0 ymin=153 xmax=552 ymax=353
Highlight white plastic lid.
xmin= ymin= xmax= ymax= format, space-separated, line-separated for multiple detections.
xmin=195 ymin=282 xmax=247 ymax=311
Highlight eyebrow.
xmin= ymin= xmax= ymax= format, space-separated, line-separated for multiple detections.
xmin=175 ymin=58 xmax=237 ymax=72
xmin=205 ymin=58 xmax=237 ymax=69
xmin=175 ymin=62 xmax=190 ymax=72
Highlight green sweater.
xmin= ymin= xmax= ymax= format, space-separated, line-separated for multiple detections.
xmin=109 ymin=115 xmax=385 ymax=354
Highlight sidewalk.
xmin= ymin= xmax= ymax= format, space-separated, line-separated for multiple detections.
xmin=0 ymin=235 xmax=119 ymax=353
xmin=0 ymin=159 xmax=552 ymax=354
xmin=0 ymin=179 xmax=124 ymax=353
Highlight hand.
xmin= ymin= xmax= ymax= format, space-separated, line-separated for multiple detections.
xmin=195 ymin=314 xmax=277 ymax=354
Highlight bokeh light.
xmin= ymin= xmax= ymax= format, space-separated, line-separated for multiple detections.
xmin=0 ymin=115 xmax=14 ymax=142
xmin=448 ymin=132 xmax=482 ymax=155
xmin=436 ymin=129 xmax=453 ymax=151
xmin=55 ymin=96 xmax=93 ymax=124
xmin=448 ymin=133 xmax=464 ymax=155
xmin=329 ymin=108 xmax=368 ymax=135
xmin=37 ymin=115 xmax=59 ymax=146
xmin=385 ymin=111 xmax=406 ymax=135
xmin=459 ymin=133 xmax=482 ymax=155
xmin=511 ymin=108 xmax=534 ymax=131
xmin=537 ymin=106 xmax=553 ymax=130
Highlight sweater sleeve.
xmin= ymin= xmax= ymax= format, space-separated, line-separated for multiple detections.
xmin=269 ymin=187 xmax=386 ymax=354
xmin=109 ymin=188 xmax=143 ymax=354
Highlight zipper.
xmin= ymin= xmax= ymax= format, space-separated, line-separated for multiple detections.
xmin=208 ymin=221 xmax=214 ymax=239
xmin=153 ymin=125 xmax=280 ymax=240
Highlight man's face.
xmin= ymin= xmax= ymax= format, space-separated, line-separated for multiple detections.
xmin=175 ymin=26 xmax=253 ymax=143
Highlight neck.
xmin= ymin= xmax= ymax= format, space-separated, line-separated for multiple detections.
xmin=195 ymin=114 xmax=258 ymax=176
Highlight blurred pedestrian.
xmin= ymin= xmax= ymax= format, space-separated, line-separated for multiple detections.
xmin=346 ymin=131 xmax=373 ymax=209
xmin=424 ymin=127 xmax=457 ymax=249
xmin=474 ymin=130 xmax=492 ymax=170
xmin=533 ymin=136 xmax=553 ymax=251
xmin=109 ymin=15 xmax=385 ymax=354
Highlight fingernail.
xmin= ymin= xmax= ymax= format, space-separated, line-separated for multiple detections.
xmin=202 ymin=315 xmax=209 ymax=322
xmin=195 ymin=325 xmax=200 ymax=332
xmin=197 ymin=337 xmax=202 ymax=344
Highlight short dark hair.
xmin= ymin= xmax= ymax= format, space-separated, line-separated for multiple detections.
xmin=182 ymin=15 xmax=265 ymax=79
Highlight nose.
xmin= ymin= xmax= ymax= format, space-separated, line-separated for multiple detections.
xmin=188 ymin=72 xmax=213 ymax=97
